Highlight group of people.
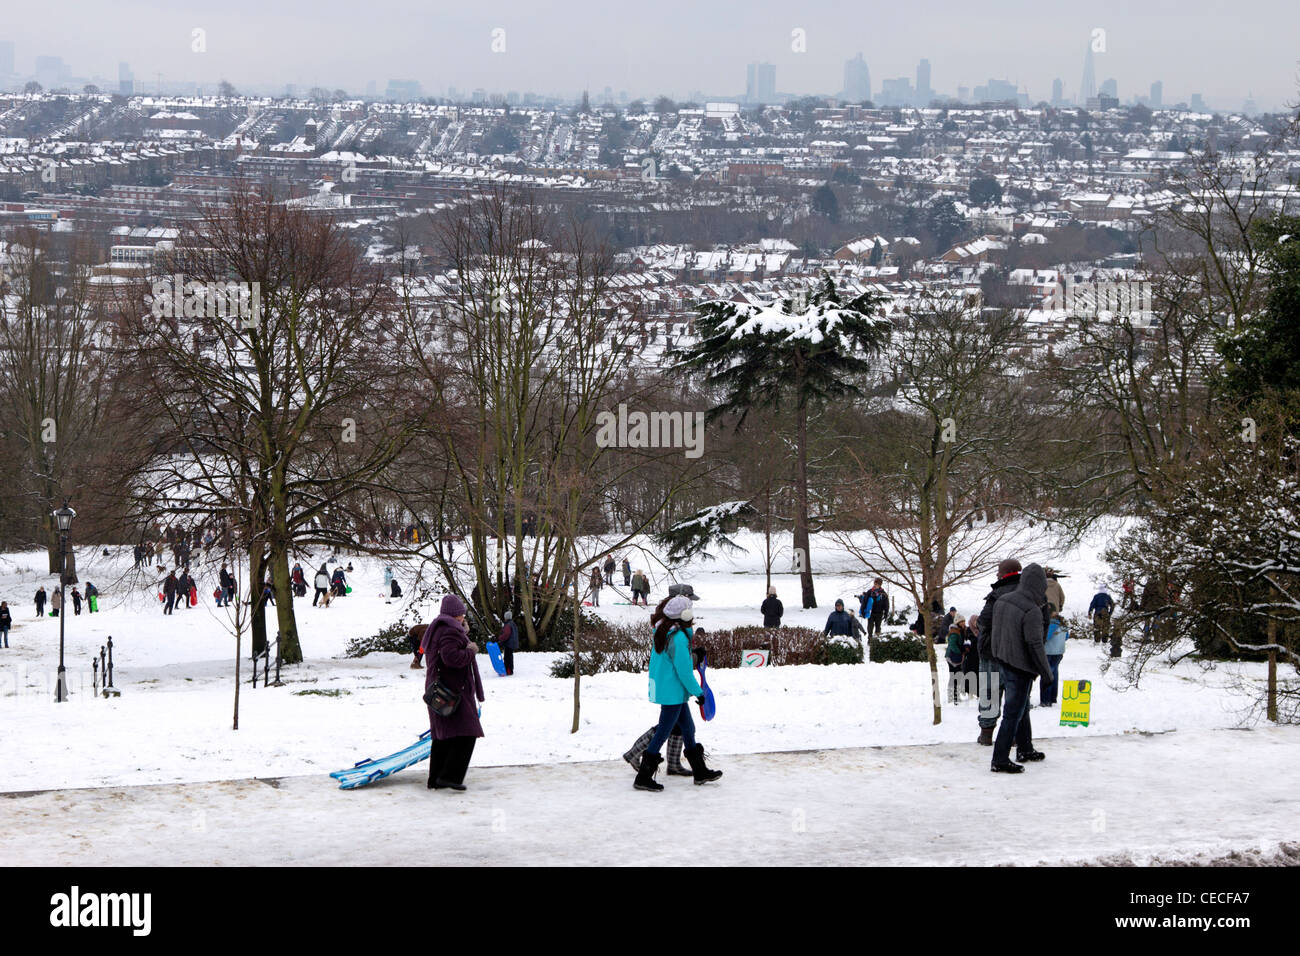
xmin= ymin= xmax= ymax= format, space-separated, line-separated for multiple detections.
xmin=34 ymin=582 xmax=99 ymax=619
xmin=161 ymin=568 xmax=198 ymax=614
xmin=587 ymin=555 xmax=650 ymax=606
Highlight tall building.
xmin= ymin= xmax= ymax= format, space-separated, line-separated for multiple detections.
xmin=843 ymin=52 xmax=870 ymax=103
xmin=1100 ymin=77 xmax=1117 ymax=98
xmin=35 ymin=54 xmax=67 ymax=89
xmin=746 ymin=62 xmax=776 ymax=103
xmin=879 ymin=77 xmax=914 ymax=107
xmin=915 ymin=58 xmax=932 ymax=105
xmin=973 ymin=78 xmax=1018 ymax=104
xmin=1149 ymin=80 xmax=1163 ymax=108
xmin=118 ymin=62 xmax=134 ymax=96
xmin=1079 ymin=43 xmax=1097 ymax=104
xmin=1051 ymin=77 xmax=1063 ymax=106
xmin=1190 ymin=92 xmax=1207 ymax=112
xmin=0 ymin=40 xmax=14 ymax=78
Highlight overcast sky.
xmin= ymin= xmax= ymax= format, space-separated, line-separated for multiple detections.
xmin=7 ymin=0 xmax=1299 ymax=109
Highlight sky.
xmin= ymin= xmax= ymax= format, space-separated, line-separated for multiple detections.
xmin=5 ymin=0 xmax=1299 ymax=110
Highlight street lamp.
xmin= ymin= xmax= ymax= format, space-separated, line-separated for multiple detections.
xmin=54 ymin=501 xmax=75 ymax=703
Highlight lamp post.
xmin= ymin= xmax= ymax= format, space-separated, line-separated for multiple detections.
xmin=53 ymin=501 xmax=75 ymax=703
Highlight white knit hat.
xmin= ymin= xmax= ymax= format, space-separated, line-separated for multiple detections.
xmin=664 ymin=595 xmax=694 ymax=623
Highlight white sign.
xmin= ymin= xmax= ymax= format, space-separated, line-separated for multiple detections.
xmin=742 ymin=649 xmax=770 ymax=667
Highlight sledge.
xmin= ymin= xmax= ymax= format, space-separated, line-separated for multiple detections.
xmin=696 ymin=652 xmax=716 ymax=721
xmin=486 ymin=640 xmax=507 ymax=676
xmin=88 ymin=595 xmax=98 ymax=613
xmin=330 ymin=730 xmax=433 ymax=790
xmin=345 ymin=586 xmax=353 ymax=594
xmin=190 ymin=586 xmax=198 ymax=604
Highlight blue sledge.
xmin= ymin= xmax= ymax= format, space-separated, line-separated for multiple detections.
xmin=330 ymin=730 xmax=432 ymax=790
xmin=486 ymin=640 xmax=507 ymax=676
xmin=697 ymin=654 xmax=716 ymax=721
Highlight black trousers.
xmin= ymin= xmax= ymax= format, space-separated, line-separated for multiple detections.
xmin=313 ymin=587 xmax=327 ymax=606
xmin=503 ymin=647 xmax=514 ymax=675
xmin=428 ymin=736 xmax=477 ymax=786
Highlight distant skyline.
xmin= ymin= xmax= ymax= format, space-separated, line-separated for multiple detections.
xmin=3 ymin=0 xmax=1298 ymax=110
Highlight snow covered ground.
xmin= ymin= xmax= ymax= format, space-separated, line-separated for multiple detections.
xmin=0 ymin=523 xmax=1295 ymax=865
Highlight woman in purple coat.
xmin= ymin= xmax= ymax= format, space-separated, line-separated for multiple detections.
xmin=422 ymin=593 xmax=485 ymax=791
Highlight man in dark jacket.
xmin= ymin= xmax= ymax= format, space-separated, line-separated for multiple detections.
xmin=989 ymin=563 xmax=1055 ymax=772
xmin=603 ymin=555 xmax=616 ymax=586
xmin=35 ymin=586 xmax=47 ymax=618
xmin=823 ymin=600 xmax=865 ymax=638
xmin=498 ymin=609 xmax=521 ymax=675
xmin=865 ymin=580 xmax=888 ymax=637
xmin=162 ymin=572 xmax=177 ymax=615
xmin=976 ymin=558 xmax=1021 ymax=745
xmin=622 ymin=557 xmax=632 ymax=587
xmin=761 ymin=587 xmax=783 ymax=627
xmin=1089 ymin=587 xmax=1115 ymax=653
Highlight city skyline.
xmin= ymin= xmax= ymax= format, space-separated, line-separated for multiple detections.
xmin=0 ymin=0 xmax=1296 ymax=111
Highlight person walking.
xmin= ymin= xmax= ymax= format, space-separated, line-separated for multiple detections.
xmin=291 ymin=563 xmax=306 ymax=598
xmin=589 ymin=567 xmax=602 ymax=607
xmin=761 ymin=586 xmax=783 ymax=627
xmin=622 ymin=557 xmax=632 ymax=588
xmin=218 ymin=566 xmax=234 ymax=607
xmin=422 ymin=594 xmax=485 ymax=791
xmin=962 ymin=614 xmax=981 ymax=698
xmin=313 ymin=565 xmax=330 ymax=606
xmin=945 ymin=619 xmax=965 ymax=703
xmin=0 ymin=601 xmax=11 ymax=647
xmin=50 ymin=587 xmax=62 ymax=618
xmin=1040 ymin=614 xmax=1068 ymax=707
xmin=163 ymin=572 xmax=177 ymax=615
xmin=71 ymin=587 xmax=83 ymax=615
xmin=34 ymin=586 xmax=47 ymax=618
xmin=1045 ymin=569 xmax=1065 ymax=617
xmin=976 ymin=559 xmax=1021 ymax=746
xmin=822 ymin=599 xmax=865 ymax=639
xmin=85 ymin=582 xmax=98 ymax=613
xmin=989 ymin=563 xmax=1054 ymax=773
xmin=633 ymin=596 xmax=722 ymax=791
xmin=1089 ymin=586 xmax=1115 ymax=654
xmin=603 ymin=554 xmax=615 ymax=587
xmin=865 ymin=579 xmax=889 ymax=637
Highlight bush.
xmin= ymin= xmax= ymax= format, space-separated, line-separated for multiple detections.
xmin=549 ymin=620 xmax=649 ymax=678
xmin=868 ymin=632 xmax=928 ymax=663
xmin=826 ymin=634 xmax=864 ymax=665
xmin=343 ymin=621 xmax=412 ymax=658
xmin=695 ymin=626 xmax=825 ymax=667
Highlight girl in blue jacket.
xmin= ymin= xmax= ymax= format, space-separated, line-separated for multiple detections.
xmin=634 ymin=596 xmax=723 ymax=791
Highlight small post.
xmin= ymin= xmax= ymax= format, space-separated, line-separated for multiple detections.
xmin=103 ymin=635 xmax=120 ymax=697
xmin=262 ymin=643 xmax=270 ymax=688
xmin=272 ymin=631 xmax=283 ymax=687
xmin=250 ymin=647 xmax=259 ymax=686
xmin=99 ymin=646 xmax=106 ymax=690
xmin=92 ymin=657 xmax=99 ymax=695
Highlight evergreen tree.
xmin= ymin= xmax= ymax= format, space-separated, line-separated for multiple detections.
xmin=671 ymin=273 xmax=891 ymax=607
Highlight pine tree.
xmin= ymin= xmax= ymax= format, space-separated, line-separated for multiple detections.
xmin=671 ymin=273 xmax=891 ymax=607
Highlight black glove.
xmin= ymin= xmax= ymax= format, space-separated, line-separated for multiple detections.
xmin=696 ymin=695 xmax=706 ymax=707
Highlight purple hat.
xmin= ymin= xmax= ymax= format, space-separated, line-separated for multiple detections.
xmin=440 ymin=593 xmax=467 ymax=617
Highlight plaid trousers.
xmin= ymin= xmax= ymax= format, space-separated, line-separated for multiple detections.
xmin=623 ymin=725 xmax=685 ymax=772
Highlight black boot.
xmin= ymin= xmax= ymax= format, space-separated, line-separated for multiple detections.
xmin=990 ymin=760 xmax=1024 ymax=773
xmin=683 ymin=744 xmax=722 ymax=785
xmin=634 ymin=753 xmax=664 ymax=792
xmin=1016 ymin=748 xmax=1046 ymax=762
xmin=977 ymin=726 xmax=994 ymax=746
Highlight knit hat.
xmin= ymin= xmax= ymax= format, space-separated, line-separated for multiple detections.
xmin=997 ymin=558 xmax=1022 ymax=579
xmin=664 ymin=595 xmax=694 ymax=622
xmin=667 ymin=582 xmax=702 ymax=601
xmin=504 ymin=609 xmax=513 ymax=621
xmin=440 ymin=593 xmax=467 ymax=617
xmin=767 ymin=585 xmax=776 ymax=596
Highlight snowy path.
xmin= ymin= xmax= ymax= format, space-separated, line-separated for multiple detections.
xmin=5 ymin=727 xmax=1297 ymax=866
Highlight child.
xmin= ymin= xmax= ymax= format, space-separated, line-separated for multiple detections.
xmin=1041 ymin=616 xmax=1068 ymax=706
xmin=945 ymin=620 xmax=965 ymax=704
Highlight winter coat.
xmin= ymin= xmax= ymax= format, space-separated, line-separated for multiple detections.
xmin=945 ymin=629 xmax=964 ymax=666
xmin=0 ymin=607 xmax=11 ymax=628
xmin=1044 ymin=618 xmax=1068 ymax=656
xmin=977 ymin=574 xmax=1020 ymax=658
xmin=631 ymin=572 xmax=649 ymax=594
xmin=990 ymin=564 xmax=1054 ymax=682
xmin=163 ymin=575 xmax=177 ymax=596
xmin=423 ymin=614 xmax=485 ymax=740
xmin=648 ymin=624 xmax=704 ymax=705
xmin=1045 ymin=577 xmax=1065 ymax=615
xmin=390 ymin=579 xmax=402 ymax=598
xmin=823 ymin=610 xmax=864 ymax=637
xmin=866 ymin=586 xmax=889 ymax=619
xmin=761 ymin=595 xmax=784 ymax=627
xmin=856 ymin=593 xmax=873 ymax=617
xmin=603 ymin=557 xmax=615 ymax=574
xmin=314 ymin=571 xmax=329 ymax=589
xmin=34 ymin=589 xmax=46 ymax=607
xmin=50 ymin=590 xmax=61 ymax=609
xmin=383 ymin=569 xmax=393 ymax=588
xmin=961 ymin=626 xmax=979 ymax=674
xmin=220 ymin=569 xmax=234 ymax=591
xmin=1088 ymin=591 xmax=1113 ymax=617
xmin=622 ymin=559 xmax=631 ymax=576
xmin=85 ymin=583 xmax=97 ymax=597
xmin=498 ymin=619 xmax=520 ymax=651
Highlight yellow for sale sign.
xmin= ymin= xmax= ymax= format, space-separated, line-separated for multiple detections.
xmin=1060 ymin=679 xmax=1091 ymax=727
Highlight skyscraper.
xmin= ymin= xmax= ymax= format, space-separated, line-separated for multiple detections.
xmin=1051 ymin=77 xmax=1063 ymax=106
xmin=915 ymin=58 xmax=932 ymax=105
xmin=746 ymin=62 xmax=776 ymax=104
xmin=1100 ymin=78 xmax=1117 ymax=98
xmin=118 ymin=62 xmax=134 ymax=96
xmin=843 ymin=52 xmax=870 ymax=103
xmin=1079 ymin=43 xmax=1097 ymax=104
xmin=1149 ymin=80 xmax=1163 ymax=108
xmin=0 ymin=41 xmax=14 ymax=78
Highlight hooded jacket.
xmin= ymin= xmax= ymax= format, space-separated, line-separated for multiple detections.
xmin=977 ymin=573 xmax=1020 ymax=658
xmin=423 ymin=613 xmax=485 ymax=740
xmin=990 ymin=564 xmax=1054 ymax=682
xmin=761 ymin=594 xmax=784 ymax=627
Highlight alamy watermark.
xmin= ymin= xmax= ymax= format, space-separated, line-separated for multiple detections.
xmin=595 ymin=404 xmax=705 ymax=459
xmin=1048 ymin=278 xmax=1151 ymax=316
xmin=150 ymin=274 xmax=261 ymax=328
